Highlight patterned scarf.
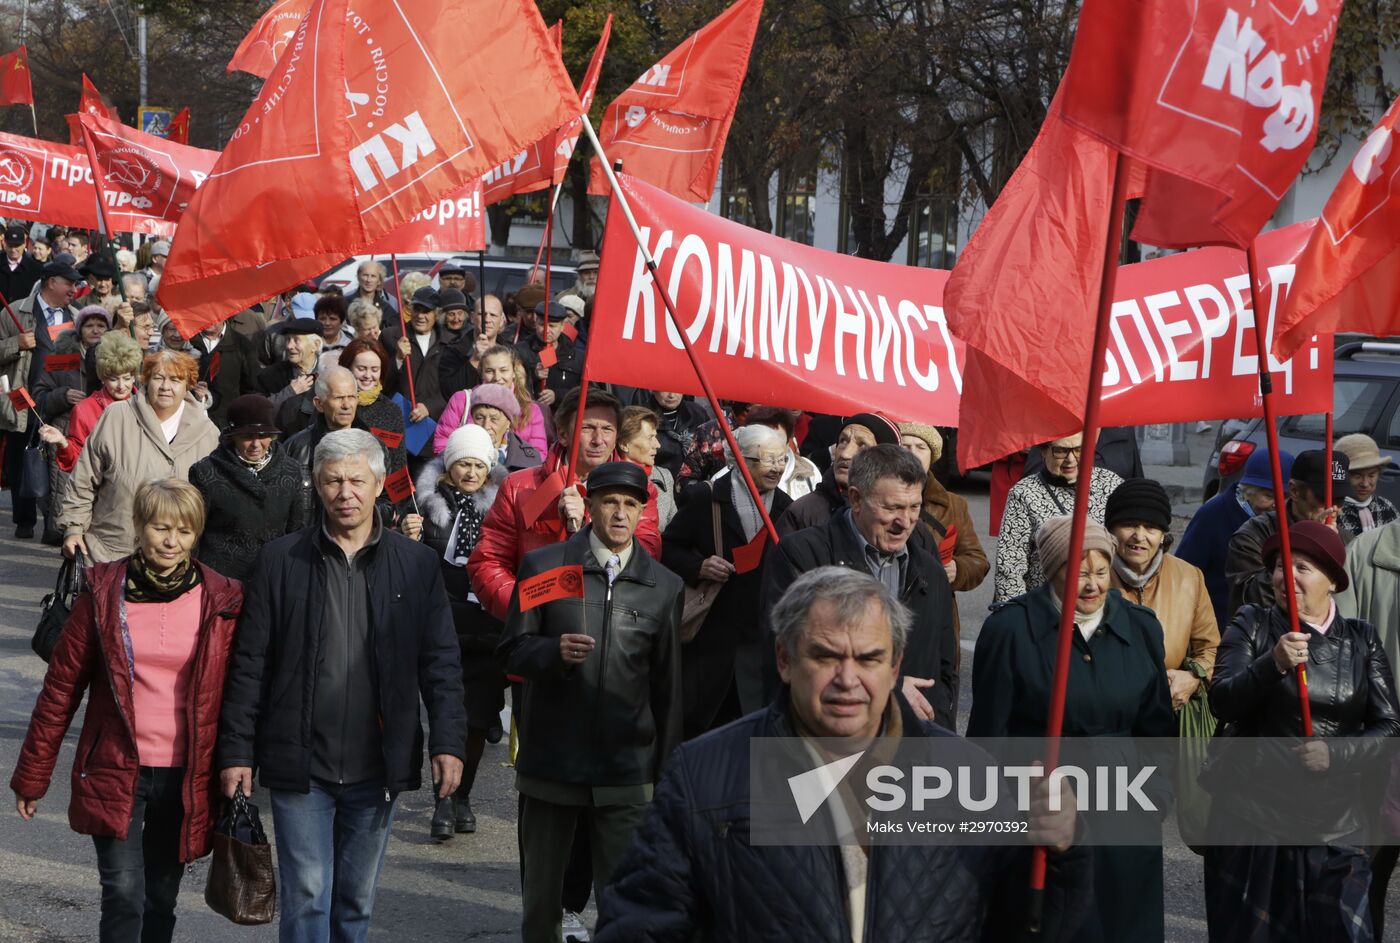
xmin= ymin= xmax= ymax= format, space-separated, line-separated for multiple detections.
xmin=358 ymin=384 xmax=382 ymax=407
xmin=445 ymin=489 xmax=486 ymax=563
xmin=125 ymin=551 xmax=203 ymax=604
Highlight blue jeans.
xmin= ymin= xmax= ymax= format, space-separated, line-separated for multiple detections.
xmin=92 ymin=766 xmax=185 ymax=943
xmin=270 ymin=779 xmax=397 ymax=943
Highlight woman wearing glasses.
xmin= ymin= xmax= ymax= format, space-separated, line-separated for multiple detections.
xmin=993 ymin=432 xmax=1124 ymax=604
xmin=662 ymin=424 xmax=793 ymax=738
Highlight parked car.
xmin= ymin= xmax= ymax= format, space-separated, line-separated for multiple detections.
xmin=316 ymin=253 xmax=577 ymax=304
xmin=1202 ymin=341 xmax=1400 ymax=504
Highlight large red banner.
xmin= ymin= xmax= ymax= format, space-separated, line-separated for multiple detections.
xmin=588 ymin=176 xmax=1331 ymax=435
xmin=78 ymin=113 xmax=217 ymax=236
xmin=369 ymin=179 xmax=486 ymax=253
xmin=0 ymin=131 xmax=108 ymax=231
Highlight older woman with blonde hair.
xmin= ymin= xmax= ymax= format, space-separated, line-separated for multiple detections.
xmin=59 ymin=349 xmax=219 ymax=563
xmin=12 ymin=478 xmax=243 ymax=943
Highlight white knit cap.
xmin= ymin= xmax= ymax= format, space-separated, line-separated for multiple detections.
xmin=443 ymin=424 xmax=497 ymax=469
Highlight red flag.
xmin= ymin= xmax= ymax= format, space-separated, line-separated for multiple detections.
xmin=589 ymin=0 xmax=762 ymax=201
xmin=487 ymin=18 xmax=613 ymax=204
xmin=368 ymin=179 xmax=485 ymax=253
xmin=78 ymin=113 xmax=217 ymax=236
xmin=7 ymin=386 xmax=34 ymax=411
xmin=68 ymin=74 xmax=121 ymax=146
xmin=1059 ymin=0 xmax=1341 ymax=249
xmin=159 ymin=0 xmax=583 ymax=337
xmin=384 ymin=465 xmax=414 ymax=503
xmin=166 ymin=108 xmax=190 ymax=146
xmin=44 ymin=354 xmax=81 ymax=373
xmin=1274 ymin=96 xmax=1400 ymax=358
xmin=0 ymin=46 xmax=33 ymax=107
xmin=937 ymin=525 xmax=957 ymax=566
xmin=731 ymin=530 xmax=767 ymax=575
xmin=228 ymin=0 xmax=313 ymax=78
xmin=517 ymin=564 xmax=585 ymax=611
xmin=943 ymin=89 xmax=1132 ymax=469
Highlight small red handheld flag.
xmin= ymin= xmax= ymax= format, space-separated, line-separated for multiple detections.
xmin=43 ymin=354 xmax=82 ymax=373
xmin=384 ymin=465 xmax=414 ymax=503
xmin=370 ymin=427 xmax=404 ymax=449
xmin=938 ymin=525 xmax=958 ymax=566
xmin=731 ymin=531 xmax=768 ymax=575
xmin=7 ymin=386 xmax=35 ymax=411
xmin=0 ymin=46 xmax=33 ymax=107
xmin=1273 ymin=95 xmax=1400 ymax=359
xmin=517 ymin=564 xmax=585 ymax=611
xmin=537 ymin=346 xmax=558 ymax=369
xmin=590 ymin=0 xmax=763 ymax=202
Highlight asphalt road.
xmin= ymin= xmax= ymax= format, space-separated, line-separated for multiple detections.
xmin=0 ymin=479 xmax=1393 ymax=940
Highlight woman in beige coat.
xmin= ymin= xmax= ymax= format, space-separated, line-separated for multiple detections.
xmin=1106 ymin=478 xmax=1220 ymax=710
xmin=59 ymin=350 xmax=219 ymax=563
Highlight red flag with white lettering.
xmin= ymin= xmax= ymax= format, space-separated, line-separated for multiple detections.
xmin=1274 ymin=95 xmax=1400 ymax=358
xmin=0 ymin=46 xmax=33 ymax=107
xmin=78 ymin=113 xmax=217 ymax=236
xmin=1059 ymin=0 xmax=1342 ymax=249
xmin=228 ymin=0 xmax=313 ymax=78
xmin=159 ymin=0 xmax=582 ymax=337
xmin=166 ymin=108 xmax=190 ymax=146
xmin=369 ymin=178 xmax=486 ymax=253
xmin=589 ymin=0 xmax=762 ymax=201
xmin=480 ymin=21 xmax=563 ymax=207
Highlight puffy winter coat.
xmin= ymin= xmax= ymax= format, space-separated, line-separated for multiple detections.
xmin=10 ymin=561 xmax=243 ymax=862
xmin=594 ymin=694 xmax=1091 ymax=942
xmin=189 ymin=442 xmax=311 ymax=580
xmin=418 ymin=458 xmax=507 ymax=650
xmin=467 ymin=445 xmax=663 ymax=621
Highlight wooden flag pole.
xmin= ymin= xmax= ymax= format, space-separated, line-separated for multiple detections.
xmin=580 ymin=115 xmax=778 ymax=544
xmin=1247 ymin=244 xmax=1313 ymax=738
xmin=1324 ymin=411 xmax=1334 ymax=509
xmin=1025 ymin=152 xmax=1131 ymax=933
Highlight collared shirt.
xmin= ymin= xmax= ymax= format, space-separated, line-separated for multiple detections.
xmin=842 ymin=509 xmax=907 ymax=597
xmin=588 ymin=529 xmax=633 ymax=573
xmin=42 ymin=303 xmax=65 ymax=328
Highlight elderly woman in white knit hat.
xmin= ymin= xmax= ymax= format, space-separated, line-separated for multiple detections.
xmin=400 ymin=424 xmax=509 ymax=842
xmin=1335 ymin=433 xmax=1398 ymax=540
xmin=969 ymin=513 xmax=1175 ymax=943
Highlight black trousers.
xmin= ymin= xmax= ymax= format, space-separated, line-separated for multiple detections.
xmin=3 ymin=428 xmax=36 ymax=526
xmin=92 ymin=766 xmax=186 ymax=943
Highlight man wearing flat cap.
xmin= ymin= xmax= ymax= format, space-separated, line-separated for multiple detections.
xmin=381 ymin=285 xmax=449 ymax=431
xmin=436 ymin=260 xmax=477 ymax=303
xmin=0 ymin=222 xmax=42 ymax=303
xmin=498 ymin=460 xmax=683 ymax=943
xmin=79 ymin=254 xmax=119 ymax=306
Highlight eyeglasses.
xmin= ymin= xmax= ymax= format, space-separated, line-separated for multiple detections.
xmin=743 ymin=454 xmax=786 ymax=469
xmin=1048 ymin=446 xmax=1082 ymax=460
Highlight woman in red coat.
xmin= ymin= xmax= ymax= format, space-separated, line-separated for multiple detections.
xmin=10 ymin=478 xmax=242 ymax=943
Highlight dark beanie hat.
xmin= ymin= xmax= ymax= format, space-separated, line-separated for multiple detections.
xmin=1105 ymin=478 xmax=1173 ymax=531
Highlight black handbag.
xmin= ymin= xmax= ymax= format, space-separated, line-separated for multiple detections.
xmin=205 ymin=787 xmax=277 ymax=925
xmin=17 ymin=426 xmax=48 ymax=503
xmin=31 ymin=551 xmax=84 ymax=661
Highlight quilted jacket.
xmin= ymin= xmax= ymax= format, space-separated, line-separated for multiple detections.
xmin=595 ymin=694 xmax=1091 ymax=942
xmin=10 ymin=561 xmax=243 ymax=862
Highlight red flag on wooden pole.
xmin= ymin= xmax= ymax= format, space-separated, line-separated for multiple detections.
xmin=166 ymin=107 xmax=190 ymax=146
xmin=68 ymin=74 xmax=120 ymax=145
xmin=588 ymin=0 xmax=762 ymax=202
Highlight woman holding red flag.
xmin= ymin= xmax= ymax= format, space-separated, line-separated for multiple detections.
xmin=662 ymin=424 xmax=792 ymax=738
xmin=1205 ymin=520 xmax=1400 ymax=943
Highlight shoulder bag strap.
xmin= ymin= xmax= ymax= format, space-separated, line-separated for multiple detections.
xmin=709 ymin=482 xmax=722 ymax=556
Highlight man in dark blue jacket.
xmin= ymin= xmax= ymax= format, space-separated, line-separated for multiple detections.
xmin=1176 ymin=447 xmax=1292 ymax=629
xmin=596 ymin=567 xmax=1088 ymax=942
xmin=218 ymin=428 xmax=466 ymax=942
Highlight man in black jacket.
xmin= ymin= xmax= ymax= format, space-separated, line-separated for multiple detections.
xmin=762 ymin=445 xmax=958 ymax=727
xmin=0 ymin=223 xmax=42 ymax=304
xmin=777 ymin=412 xmax=900 ymax=536
xmin=596 ymin=566 xmax=1087 ymax=942
xmin=499 ymin=460 xmax=683 ymax=943
xmin=218 ymin=428 xmax=465 ymax=942
xmin=190 ymin=319 xmax=260 ymax=429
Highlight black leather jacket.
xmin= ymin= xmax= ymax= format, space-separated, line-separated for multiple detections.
xmin=498 ymin=529 xmax=684 ymax=787
xmin=1209 ymin=604 xmax=1400 ymax=839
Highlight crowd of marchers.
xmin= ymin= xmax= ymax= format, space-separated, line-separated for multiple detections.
xmin=2 ymin=221 xmax=1399 ymax=943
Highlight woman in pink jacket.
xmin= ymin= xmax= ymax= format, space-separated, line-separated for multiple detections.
xmin=433 ymin=345 xmax=552 ymax=455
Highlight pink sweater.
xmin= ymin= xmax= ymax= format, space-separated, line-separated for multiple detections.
xmin=432 ymin=390 xmax=550 ymax=455
xmin=126 ymin=586 xmax=204 ymax=767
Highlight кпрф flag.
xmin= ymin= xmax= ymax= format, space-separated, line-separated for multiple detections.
xmin=228 ymin=0 xmax=314 ymax=79
xmin=159 ymin=0 xmax=582 ymax=337
xmin=589 ymin=0 xmax=762 ymax=202
xmin=1273 ymin=95 xmax=1400 ymax=358
xmin=1058 ymin=0 xmax=1342 ymax=249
